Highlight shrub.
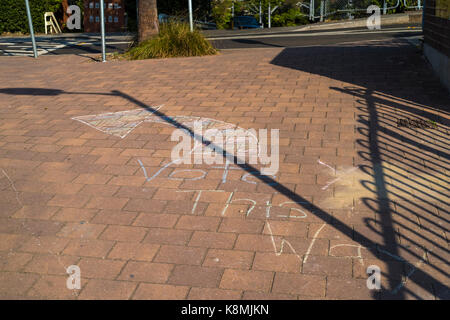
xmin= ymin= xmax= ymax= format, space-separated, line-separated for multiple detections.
xmin=272 ymin=8 xmax=309 ymax=27
xmin=124 ymin=21 xmax=217 ymax=60
xmin=0 ymin=0 xmax=63 ymax=34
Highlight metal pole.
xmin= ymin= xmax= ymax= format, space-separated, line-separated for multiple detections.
xmin=383 ymin=0 xmax=387 ymax=14
xmin=188 ymin=0 xmax=194 ymax=32
xmin=24 ymin=0 xmax=38 ymax=58
xmin=231 ymin=1 xmax=234 ymax=29
xmin=100 ymin=0 xmax=106 ymax=62
xmin=268 ymin=2 xmax=271 ymax=28
xmin=320 ymin=0 xmax=324 ymax=22
xmin=136 ymin=0 xmax=139 ymax=27
xmin=259 ymin=0 xmax=262 ymax=26
xmin=421 ymin=0 xmax=425 ymax=27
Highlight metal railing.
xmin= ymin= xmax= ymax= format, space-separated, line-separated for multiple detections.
xmin=300 ymin=0 xmax=423 ymax=21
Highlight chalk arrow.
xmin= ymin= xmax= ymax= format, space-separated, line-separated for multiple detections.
xmin=72 ymin=107 xmax=247 ymax=139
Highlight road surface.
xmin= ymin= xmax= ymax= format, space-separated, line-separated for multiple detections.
xmin=0 ymin=24 xmax=422 ymax=56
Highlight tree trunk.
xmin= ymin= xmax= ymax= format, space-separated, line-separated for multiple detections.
xmin=138 ymin=0 xmax=159 ymax=43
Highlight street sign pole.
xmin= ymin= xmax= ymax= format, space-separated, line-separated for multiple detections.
xmin=24 ymin=0 xmax=38 ymax=58
xmin=100 ymin=0 xmax=106 ymax=62
xmin=188 ymin=0 xmax=194 ymax=32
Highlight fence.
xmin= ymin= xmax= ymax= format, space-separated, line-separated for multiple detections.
xmin=299 ymin=0 xmax=423 ymax=21
xmin=228 ymin=0 xmax=422 ymax=27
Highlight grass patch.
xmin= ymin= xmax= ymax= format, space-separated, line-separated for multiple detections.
xmin=124 ymin=22 xmax=217 ymax=60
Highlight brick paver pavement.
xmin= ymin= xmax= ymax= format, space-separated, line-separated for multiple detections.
xmin=0 ymin=39 xmax=448 ymax=300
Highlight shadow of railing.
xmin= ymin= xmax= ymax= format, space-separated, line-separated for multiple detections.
xmin=269 ymin=41 xmax=449 ymax=299
xmin=1 ymin=43 xmax=448 ymax=300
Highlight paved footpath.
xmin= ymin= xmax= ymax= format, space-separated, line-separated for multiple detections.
xmin=0 ymin=39 xmax=448 ymax=300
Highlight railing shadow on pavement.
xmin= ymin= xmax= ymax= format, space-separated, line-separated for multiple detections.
xmin=0 ymin=61 xmax=448 ymax=299
xmin=269 ymin=41 xmax=449 ymax=299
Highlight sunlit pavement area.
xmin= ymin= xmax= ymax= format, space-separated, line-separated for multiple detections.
xmin=0 ymin=38 xmax=448 ymax=299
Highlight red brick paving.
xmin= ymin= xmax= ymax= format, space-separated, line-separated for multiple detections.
xmin=0 ymin=39 xmax=448 ymax=300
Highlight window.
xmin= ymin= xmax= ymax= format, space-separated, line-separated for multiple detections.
xmin=89 ymin=16 xmax=94 ymax=23
xmin=108 ymin=16 xmax=113 ymax=23
xmin=114 ymin=16 xmax=119 ymax=23
xmin=95 ymin=16 xmax=100 ymax=23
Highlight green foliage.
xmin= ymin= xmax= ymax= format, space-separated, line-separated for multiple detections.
xmin=0 ymin=0 xmax=63 ymax=34
xmin=211 ymin=0 xmax=309 ymax=28
xmin=124 ymin=21 xmax=217 ymax=60
xmin=211 ymin=0 xmax=234 ymax=29
xmin=271 ymin=8 xmax=309 ymax=27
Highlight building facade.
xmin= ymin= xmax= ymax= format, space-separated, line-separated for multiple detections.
xmin=83 ymin=0 xmax=126 ymax=32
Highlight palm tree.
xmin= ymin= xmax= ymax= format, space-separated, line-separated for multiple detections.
xmin=138 ymin=0 xmax=159 ymax=42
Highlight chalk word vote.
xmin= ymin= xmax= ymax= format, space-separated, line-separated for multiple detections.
xmin=138 ymin=158 xmax=278 ymax=186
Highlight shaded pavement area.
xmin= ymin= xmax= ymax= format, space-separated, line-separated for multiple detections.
xmin=0 ymin=39 xmax=448 ymax=299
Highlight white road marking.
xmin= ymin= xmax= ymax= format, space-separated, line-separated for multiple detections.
xmin=206 ymin=28 xmax=420 ymax=41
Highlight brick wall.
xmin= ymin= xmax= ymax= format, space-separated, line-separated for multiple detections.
xmin=423 ymin=0 xmax=450 ymax=57
xmin=83 ymin=0 xmax=126 ymax=33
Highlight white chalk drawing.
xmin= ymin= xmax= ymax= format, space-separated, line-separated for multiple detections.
xmin=71 ymin=111 xmax=432 ymax=288
xmin=303 ymin=223 xmax=327 ymax=264
xmin=137 ymin=156 xmax=278 ymax=187
xmin=266 ymin=220 xmax=301 ymax=260
xmin=318 ymin=159 xmax=336 ymax=175
xmin=1 ymin=168 xmax=74 ymax=291
xmin=377 ymin=247 xmax=428 ymax=294
xmin=221 ymin=197 xmax=308 ymax=220
xmin=72 ymin=107 xmax=162 ymax=138
xmin=170 ymin=122 xmax=279 ymax=175
xmin=278 ymin=202 xmax=308 ymax=219
xmin=168 ymin=169 xmax=207 ymax=181
xmin=241 ymin=171 xmax=277 ymax=186
xmin=330 ymin=243 xmax=367 ymax=265
xmin=317 ymin=159 xmax=360 ymax=190
xmin=221 ymin=191 xmax=236 ymax=216
xmin=74 ymin=108 xmax=279 ymax=176
xmin=391 ymin=251 xmax=427 ymax=294
xmin=212 ymin=159 xmax=239 ymax=184
xmin=71 ymin=107 xmax=253 ymax=140
xmin=174 ymin=188 xmax=307 ymax=221
xmin=330 ymin=243 xmax=429 ymax=293
xmin=229 ymin=198 xmax=257 ymax=217
xmin=1 ymin=168 xmax=23 ymax=207
xmin=177 ymin=189 xmax=229 ymax=215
